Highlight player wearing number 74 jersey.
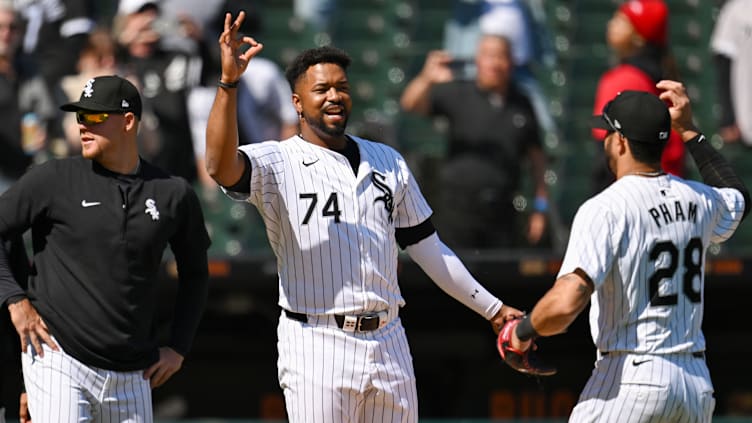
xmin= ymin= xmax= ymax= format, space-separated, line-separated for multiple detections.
xmin=205 ymin=11 xmax=524 ymax=423
xmin=507 ymin=81 xmax=749 ymax=423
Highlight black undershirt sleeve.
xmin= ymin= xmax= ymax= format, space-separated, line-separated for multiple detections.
xmin=396 ymin=218 xmax=437 ymax=250
xmin=686 ymin=134 xmax=750 ymax=220
xmin=224 ymin=152 xmax=252 ymax=194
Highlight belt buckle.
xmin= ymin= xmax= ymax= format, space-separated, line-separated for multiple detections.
xmin=356 ymin=313 xmax=380 ymax=332
xmin=341 ymin=311 xmax=388 ymax=333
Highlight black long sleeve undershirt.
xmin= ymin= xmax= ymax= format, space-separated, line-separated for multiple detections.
xmin=225 ymin=152 xmax=252 ymax=193
xmin=686 ymin=134 xmax=750 ymax=220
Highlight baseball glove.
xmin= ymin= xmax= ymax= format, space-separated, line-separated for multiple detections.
xmin=496 ymin=318 xmax=557 ymax=376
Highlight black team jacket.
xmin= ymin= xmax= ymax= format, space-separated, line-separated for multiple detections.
xmin=0 ymin=157 xmax=210 ymax=371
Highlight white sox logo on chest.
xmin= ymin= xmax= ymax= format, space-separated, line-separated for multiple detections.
xmin=371 ymin=171 xmax=394 ymax=223
xmin=145 ymin=199 xmax=160 ymax=220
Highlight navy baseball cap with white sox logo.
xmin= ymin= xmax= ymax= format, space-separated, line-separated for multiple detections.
xmin=591 ymin=90 xmax=671 ymax=144
xmin=60 ymin=75 xmax=142 ymax=119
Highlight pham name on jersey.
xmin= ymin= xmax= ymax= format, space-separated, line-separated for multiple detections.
xmin=649 ymin=201 xmax=697 ymax=228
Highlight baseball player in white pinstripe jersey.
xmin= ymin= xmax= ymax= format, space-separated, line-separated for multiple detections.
xmin=507 ymin=81 xmax=749 ymax=422
xmin=205 ymin=11 xmax=524 ymax=422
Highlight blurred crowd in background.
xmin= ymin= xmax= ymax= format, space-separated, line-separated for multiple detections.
xmin=0 ymin=0 xmax=748 ymax=257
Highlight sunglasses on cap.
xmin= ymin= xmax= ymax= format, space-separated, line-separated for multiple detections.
xmin=601 ymin=102 xmax=624 ymax=137
xmin=76 ymin=111 xmax=119 ymax=125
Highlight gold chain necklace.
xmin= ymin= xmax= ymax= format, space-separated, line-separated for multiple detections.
xmin=629 ymin=170 xmax=665 ymax=177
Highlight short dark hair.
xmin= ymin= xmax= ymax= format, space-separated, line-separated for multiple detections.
xmin=628 ymin=138 xmax=667 ymax=165
xmin=285 ymin=46 xmax=351 ymax=92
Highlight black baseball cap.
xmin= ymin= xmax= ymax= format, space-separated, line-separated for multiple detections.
xmin=61 ymin=75 xmax=142 ymax=119
xmin=590 ymin=90 xmax=670 ymax=144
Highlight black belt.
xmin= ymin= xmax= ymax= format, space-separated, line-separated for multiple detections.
xmin=601 ymin=351 xmax=704 ymax=359
xmin=285 ymin=310 xmax=309 ymax=323
xmin=284 ymin=309 xmax=385 ymax=332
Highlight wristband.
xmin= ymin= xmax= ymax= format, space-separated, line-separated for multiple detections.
xmin=515 ymin=314 xmax=540 ymax=341
xmin=533 ymin=196 xmax=549 ymax=213
xmin=218 ymin=79 xmax=240 ymax=89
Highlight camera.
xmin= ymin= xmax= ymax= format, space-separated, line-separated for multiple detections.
xmin=151 ymin=17 xmax=180 ymax=36
xmin=447 ymin=59 xmax=473 ymax=80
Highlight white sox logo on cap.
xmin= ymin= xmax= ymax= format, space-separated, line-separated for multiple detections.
xmin=83 ymin=79 xmax=95 ymax=98
xmin=60 ymin=75 xmax=143 ymax=119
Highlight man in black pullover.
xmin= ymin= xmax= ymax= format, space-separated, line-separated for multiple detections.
xmin=0 ymin=75 xmax=210 ymax=422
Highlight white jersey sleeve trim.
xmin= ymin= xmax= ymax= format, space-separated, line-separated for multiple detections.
xmin=405 ymin=233 xmax=502 ymax=319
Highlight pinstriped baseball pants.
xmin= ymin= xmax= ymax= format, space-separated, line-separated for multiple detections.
xmin=277 ymin=311 xmax=418 ymax=423
xmin=569 ymin=352 xmax=714 ymax=423
xmin=21 ymin=341 xmax=152 ymax=422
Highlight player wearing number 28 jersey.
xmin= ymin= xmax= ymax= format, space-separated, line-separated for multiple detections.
xmin=507 ymin=82 xmax=749 ymax=423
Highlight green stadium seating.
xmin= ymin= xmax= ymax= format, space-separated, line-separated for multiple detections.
xmin=223 ymin=0 xmax=751 ymax=256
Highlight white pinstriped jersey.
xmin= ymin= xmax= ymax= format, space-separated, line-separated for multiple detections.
xmin=558 ymin=174 xmax=745 ymax=354
xmin=228 ymin=135 xmax=433 ymax=315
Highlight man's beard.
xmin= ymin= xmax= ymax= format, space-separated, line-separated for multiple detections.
xmin=305 ymin=111 xmax=348 ymax=137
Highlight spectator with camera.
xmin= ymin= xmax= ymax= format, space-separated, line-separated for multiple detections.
xmin=401 ymin=33 xmax=550 ymax=250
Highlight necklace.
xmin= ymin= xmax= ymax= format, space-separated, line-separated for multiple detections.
xmin=629 ymin=170 xmax=665 ymax=177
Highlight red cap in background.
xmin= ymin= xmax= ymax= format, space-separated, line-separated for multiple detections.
xmin=619 ymin=0 xmax=669 ymax=46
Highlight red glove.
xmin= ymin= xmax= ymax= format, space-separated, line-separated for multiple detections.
xmin=497 ymin=318 xmax=557 ymax=376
